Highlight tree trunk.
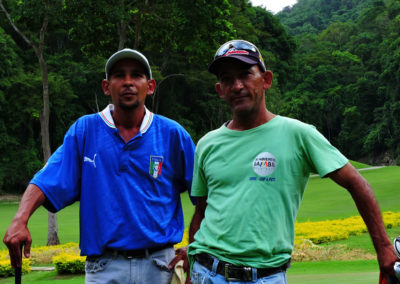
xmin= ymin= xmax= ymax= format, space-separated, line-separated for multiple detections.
xmin=118 ymin=20 xmax=127 ymax=50
xmin=37 ymin=49 xmax=60 ymax=246
xmin=134 ymin=12 xmax=141 ymax=49
xmin=1 ymin=0 xmax=60 ymax=246
xmin=47 ymin=212 xmax=59 ymax=245
xmin=37 ymin=15 xmax=60 ymax=246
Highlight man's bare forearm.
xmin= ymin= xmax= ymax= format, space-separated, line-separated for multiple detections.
xmin=328 ymin=163 xmax=397 ymax=276
xmin=12 ymin=184 xmax=46 ymax=224
xmin=189 ymin=196 xmax=207 ymax=243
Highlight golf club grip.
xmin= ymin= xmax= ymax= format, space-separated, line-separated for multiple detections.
xmin=15 ymin=243 xmax=23 ymax=284
xmin=15 ymin=266 xmax=21 ymax=284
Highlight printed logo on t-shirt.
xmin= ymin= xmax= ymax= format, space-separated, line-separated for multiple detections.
xmin=149 ymin=156 xmax=163 ymax=179
xmin=252 ymin=152 xmax=276 ymax=176
xmin=84 ymin=153 xmax=97 ymax=168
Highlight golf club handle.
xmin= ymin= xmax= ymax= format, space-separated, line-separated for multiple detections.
xmin=15 ymin=243 xmax=23 ymax=284
xmin=15 ymin=267 xmax=21 ymax=284
xmin=394 ymin=262 xmax=400 ymax=281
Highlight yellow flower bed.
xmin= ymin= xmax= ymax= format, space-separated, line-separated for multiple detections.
xmin=175 ymin=228 xmax=189 ymax=249
xmin=295 ymin=211 xmax=400 ymax=244
xmin=53 ymin=252 xmax=86 ymax=274
xmin=30 ymin=242 xmax=81 ymax=265
xmin=0 ymin=259 xmax=30 ymax=277
xmin=174 ymin=211 xmax=400 ymax=247
xmin=0 ymin=211 xmax=399 ymax=276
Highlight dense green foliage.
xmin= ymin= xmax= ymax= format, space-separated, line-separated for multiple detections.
xmin=278 ymin=0 xmax=400 ymax=163
xmin=0 ymin=0 xmax=399 ymax=193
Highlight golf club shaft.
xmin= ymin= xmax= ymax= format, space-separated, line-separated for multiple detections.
xmin=15 ymin=266 xmax=21 ymax=284
xmin=15 ymin=244 xmax=22 ymax=284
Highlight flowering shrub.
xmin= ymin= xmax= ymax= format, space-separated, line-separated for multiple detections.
xmin=383 ymin=211 xmax=400 ymax=228
xmin=53 ymin=253 xmax=86 ymax=274
xmin=295 ymin=211 xmax=400 ymax=244
xmin=174 ymin=211 xmax=400 ymax=247
xmin=175 ymin=228 xmax=189 ymax=249
xmin=30 ymin=242 xmax=81 ymax=265
xmin=0 ymin=211 xmax=399 ymax=276
xmin=0 ymin=259 xmax=30 ymax=277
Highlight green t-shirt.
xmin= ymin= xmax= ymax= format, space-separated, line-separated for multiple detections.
xmin=188 ymin=115 xmax=348 ymax=268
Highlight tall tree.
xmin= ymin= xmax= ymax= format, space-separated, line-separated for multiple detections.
xmin=0 ymin=0 xmax=60 ymax=245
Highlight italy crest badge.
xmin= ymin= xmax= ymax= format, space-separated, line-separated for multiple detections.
xmin=149 ymin=156 xmax=163 ymax=179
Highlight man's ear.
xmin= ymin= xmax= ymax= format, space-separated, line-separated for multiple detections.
xmin=216 ymin=83 xmax=224 ymax=99
xmin=147 ymin=79 xmax=156 ymax=95
xmin=102 ymin=79 xmax=111 ymax=96
xmin=262 ymin=70 xmax=273 ymax=90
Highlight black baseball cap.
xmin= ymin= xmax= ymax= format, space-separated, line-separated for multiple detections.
xmin=208 ymin=40 xmax=266 ymax=75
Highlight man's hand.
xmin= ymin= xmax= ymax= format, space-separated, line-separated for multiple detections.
xmin=3 ymin=184 xmax=46 ymax=268
xmin=169 ymin=246 xmax=191 ymax=284
xmin=377 ymin=242 xmax=399 ymax=281
xmin=3 ymin=220 xmax=32 ymax=268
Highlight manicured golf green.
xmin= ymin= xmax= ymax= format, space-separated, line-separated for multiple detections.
xmin=287 ymin=260 xmax=380 ymax=283
xmin=297 ymin=166 xmax=400 ymax=222
xmin=0 ymin=271 xmax=84 ymax=283
xmin=1 ymin=166 xmax=399 ymax=249
xmin=0 ymin=165 xmax=399 ymax=283
xmin=0 ymin=260 xmax=381 ymax=283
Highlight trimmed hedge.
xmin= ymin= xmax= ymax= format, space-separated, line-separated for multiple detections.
xmin=0 ymin=259 xmax=30 ymax=277
xmin=53 ymin=253 xmax=86 ymax=274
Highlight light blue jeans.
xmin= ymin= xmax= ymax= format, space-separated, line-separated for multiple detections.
xmin=85 ymin=247 xmax=174 ymax=284
xmin=191 ymin=258 xmax=288 ymax=284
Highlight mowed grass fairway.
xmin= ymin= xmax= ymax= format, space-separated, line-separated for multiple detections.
xmin=0 ymin=165 xmax=399 ymax=283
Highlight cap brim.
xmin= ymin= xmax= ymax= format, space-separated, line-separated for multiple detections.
xmin=106 ymin=49 xmax=152 ymax=79
xmin=208 ymin=55 xmax=260 ymax=75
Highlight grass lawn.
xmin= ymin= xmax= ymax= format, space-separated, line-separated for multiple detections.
xmin=0 ymin=271 xmax=84 ymax=283
xmin=287 ymin=260 xmax=380 ymax=283
xmin=0 ymin=165 xmax=399 ymax=283
xmin=297 ymin=166 xmax=400 ymax=222
xmin=2 ymin=166 xmax=398 ymax=249
xmin=0 ymin=260 xmax=381 ymax=283
xmin=0 ymin=192 xmax=196 ymax=250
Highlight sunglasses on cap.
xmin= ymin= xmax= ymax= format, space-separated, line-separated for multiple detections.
xmin=215 ymin=40 xmax=259 ymax=56
xmin=209 ymin=40 xmax=266 ymax=74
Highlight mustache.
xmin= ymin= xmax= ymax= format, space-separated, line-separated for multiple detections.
xmin=121 ymin=87 xmax=137 ymax=94
xmin=230 ymin=91 xmax=250 ymax=100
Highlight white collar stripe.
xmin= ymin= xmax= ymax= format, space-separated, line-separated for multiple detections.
xmin=98 ymin=104 xmax=153 ymax=133
xmin=99 ymin=105 xmax=116 ymax=128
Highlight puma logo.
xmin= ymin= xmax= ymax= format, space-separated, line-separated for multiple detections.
xmin=84 ymin=154 xmax=97 ymax=168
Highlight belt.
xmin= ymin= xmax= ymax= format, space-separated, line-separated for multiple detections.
xmin=194 ymin=253 xmax=289 ymax=281
xmin=105 ymin=244 xmax=173 ymax=259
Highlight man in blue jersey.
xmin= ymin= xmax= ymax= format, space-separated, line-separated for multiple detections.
xmin=182 ymin=40 xmax=397 ymax=283
xmin=3 ymin=48 xmax=195 ymax=283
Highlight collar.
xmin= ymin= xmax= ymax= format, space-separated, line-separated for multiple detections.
xmin=98 ymin=104 xmax=154 ymax=134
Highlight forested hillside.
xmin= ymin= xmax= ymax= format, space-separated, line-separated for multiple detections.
xmin=0 ymin=0 xmax=399 ymax=193
xmin=277 ymin=0 xmax=400 ymax=165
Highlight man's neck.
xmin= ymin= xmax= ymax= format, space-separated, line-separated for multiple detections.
xmin=228 ymin=108 xmax=275 ymax=131
xmin=112 ymin=105 xmax=146 ymax=142
xmin=112 ymin=105 xmax=145 ymax=128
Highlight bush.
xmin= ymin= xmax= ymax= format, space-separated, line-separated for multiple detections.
xmin=53 ymin=253 xmax=86 ymax=274
xmin=0 ymin=259 xmax=30 ymax=278
xmin=30 ymin=242 xmax=81 ymax=265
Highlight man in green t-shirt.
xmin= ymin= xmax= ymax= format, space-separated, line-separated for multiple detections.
xmin=170 ymin=40 xmax=398 ymax=283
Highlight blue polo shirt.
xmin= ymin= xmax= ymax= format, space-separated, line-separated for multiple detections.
xmin=31 ymin=105 xmax=195 ymax=256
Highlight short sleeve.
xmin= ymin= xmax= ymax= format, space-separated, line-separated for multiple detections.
xmin=302 ymin=125 xmax=348 ymax=177
xmin=30 ymin=121 xmax=83 ymax=212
